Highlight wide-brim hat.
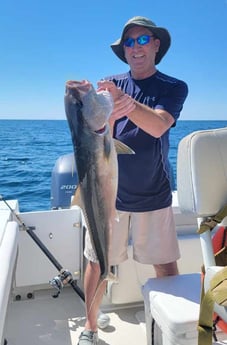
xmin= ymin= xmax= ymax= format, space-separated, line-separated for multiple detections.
xmin=111 ymin=16 xmax=171 ymax=65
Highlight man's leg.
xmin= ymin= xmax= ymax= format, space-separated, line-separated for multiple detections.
xmin=153 ymin=261 xmax=179 ymax=278
xmin=83 ymin=261 xmax=107 ymax=331
xmin=78 ymin=212 xmax=130 ymax=343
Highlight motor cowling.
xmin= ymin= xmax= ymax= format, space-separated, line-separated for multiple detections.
xmin=51 ymin=153 xmax=78 ymax=209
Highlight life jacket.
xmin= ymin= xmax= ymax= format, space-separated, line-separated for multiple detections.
xmin=211 ymin=226 xmax=227 ymax=334
xmin=200 ymin=225 xmax=227 ymax=343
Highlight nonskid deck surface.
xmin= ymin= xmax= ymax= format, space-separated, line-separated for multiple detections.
xmin=4 ymin=287 xmax=146 ymax=345
xmin=4 ymin=288 xmax=227 ymax=345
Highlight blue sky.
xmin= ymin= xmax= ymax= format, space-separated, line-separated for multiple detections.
xmin=0 ymin=0 xmax=227 ymax=120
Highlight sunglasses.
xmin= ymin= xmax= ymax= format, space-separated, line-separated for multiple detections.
xmin=123 ymin=34 xmax=155 ymax=48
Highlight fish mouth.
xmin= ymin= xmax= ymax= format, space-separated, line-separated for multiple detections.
xmin=66 ymin=80 xmax=90 ymax=89
xmin=95 ymin=125 xmax=107 ymax=134
xmin=65 ymin=80 xmax=92 ymax=101
xmin=65 ymin=79 xmax=112 ymax=134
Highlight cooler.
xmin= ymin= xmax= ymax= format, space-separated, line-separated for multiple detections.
xmin=142 ymin=273 xmax=201 ymax=345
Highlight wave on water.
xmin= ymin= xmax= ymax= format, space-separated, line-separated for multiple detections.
xmin=1 ymin=157 xmax=30 ymax=162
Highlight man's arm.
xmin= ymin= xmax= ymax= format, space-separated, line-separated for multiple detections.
xmin=98 ymin=80 xmax=174 ymax=138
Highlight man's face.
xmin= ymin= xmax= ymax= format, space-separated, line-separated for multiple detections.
xmin=123 ymin=26 xmax=160 ymax=78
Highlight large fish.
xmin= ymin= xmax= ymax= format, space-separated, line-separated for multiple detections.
xmin=64 ymin=80 xmax=133 ymax=281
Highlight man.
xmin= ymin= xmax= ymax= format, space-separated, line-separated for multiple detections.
xmin=78 ymin=16 xmax=188 ymax=345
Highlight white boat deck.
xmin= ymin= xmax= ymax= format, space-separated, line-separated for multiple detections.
xmin=4 ymin=286 xmax=227 ymax=345
xmin=4 ymin=287 xmax=146 ymax=345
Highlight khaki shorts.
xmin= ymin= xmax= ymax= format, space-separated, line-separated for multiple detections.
xmin=84 ymin=206 xmax=180 ymax=265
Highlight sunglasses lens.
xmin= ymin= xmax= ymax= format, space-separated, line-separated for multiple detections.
xmin=124 ymin=35 xmax=152 ymax=48
xmin=124 ymin=37 xmax=135 ymax=47
xmin=137 ymin=35 xmax=150 ymax=45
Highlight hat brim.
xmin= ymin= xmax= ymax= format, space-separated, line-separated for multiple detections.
xmin=111 ymin=25 xmax=171 ymax=65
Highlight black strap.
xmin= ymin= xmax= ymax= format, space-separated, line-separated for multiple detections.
xmin=151 ymin=318 xmax=155 ymax=345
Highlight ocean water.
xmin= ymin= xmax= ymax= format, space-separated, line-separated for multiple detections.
xmin=0 ymin=119 xmax=227 ymax=212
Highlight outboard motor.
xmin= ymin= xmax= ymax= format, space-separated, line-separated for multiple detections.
xmin=51 ymin=153 xmax=78 ymax=209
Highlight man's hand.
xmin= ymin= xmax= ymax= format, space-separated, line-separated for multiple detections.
xmin=97 ymin=80 xmax=123 ymax=101
xmin=97 ymin=80 xmax=135 ymax=122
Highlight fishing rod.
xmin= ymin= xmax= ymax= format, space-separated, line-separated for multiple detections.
xmin=1 ymin=195 xmax=111 ymax=329
xmin=0 ymin=195 xmax=85 ymax=301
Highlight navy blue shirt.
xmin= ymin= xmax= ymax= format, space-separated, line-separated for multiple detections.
xmin=105 ymin=71 xmax=188 ymax=212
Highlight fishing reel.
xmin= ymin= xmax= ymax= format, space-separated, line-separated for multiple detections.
xmin=49 ymin=269 xmax=73 ymax=298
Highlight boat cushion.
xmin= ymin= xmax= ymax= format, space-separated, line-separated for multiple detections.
xmin=142 ymin=273 xmax=201 ymax=342
xmin=177 ymin=127 xmax=227 ymax=217
xmin=0 ymin=221 xmax=19 ymax=342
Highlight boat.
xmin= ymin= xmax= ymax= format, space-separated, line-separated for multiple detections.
xmin=1 ymin=126 xmax=227 ymax=345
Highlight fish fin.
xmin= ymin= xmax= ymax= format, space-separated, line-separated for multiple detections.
xmin=114 ymin=139 xmax=135 ymax=154
xmin=71 ymin=186 xmax=91 ymax=233
xmin=106 ymin=271 xmax=118 ymax=283
xmin=71 ymin=185 xmax=82 ymax=207
xmin=114 ymin=210 xmax=120 ymax=222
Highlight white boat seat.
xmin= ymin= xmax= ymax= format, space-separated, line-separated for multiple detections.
xmin=142 ymin=127 xmax=227 ymax=345
xmin=0 ymin=202 xmax=19 ymax=344
xmin=142 ymin=273 xmax=201 ymax=345
xmin=177 ymin=127 xmax=227 ymax=218
xmin=177 ymin=127 xmax=227 ymax=323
